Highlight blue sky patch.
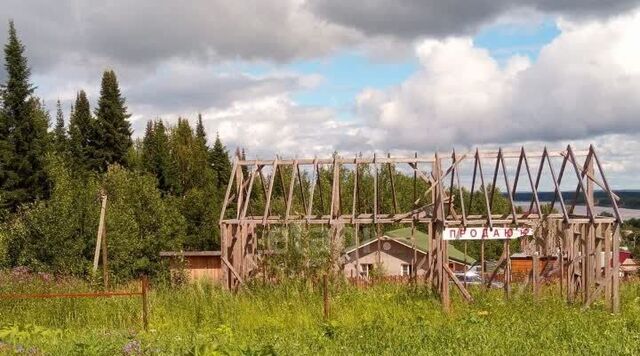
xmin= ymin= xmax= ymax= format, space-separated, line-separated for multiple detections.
xmin=236 ymin=19 xmax=560 ymax=119
xmin=289 ymin=52 xmax=418 ymax=119
xmin=473 ymin=18 xmax=561 ymax=64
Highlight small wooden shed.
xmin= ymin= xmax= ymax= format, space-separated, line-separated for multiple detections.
xmin=510 ymin=253 xmax=558 ymax=280
xmin=160 ymin=251 xmax=222 ymax=283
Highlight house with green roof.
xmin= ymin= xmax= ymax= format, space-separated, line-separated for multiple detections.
xmin=343 ymin=227 xmax=475 ymax=278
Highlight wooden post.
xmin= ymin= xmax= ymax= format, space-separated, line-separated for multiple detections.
xmin=427 ymin=222 xmax=433 ymax=285
xmin=355 ymin=223 xmax=360 ymax=280
xmin=101 ymin=228 xmax=109 ymax=290
xmin=220 ymin=223 xmax=228 ymax=289
xmin=433 ymin=154 xmax=449 ymax=312
xmin=411 ymin=221 xmax=417 ymax=283
xmin=604 ymin=223 xmax=612 ymax=310
xmin=97 ymin=193 xmax=110 ymax=289
xmin=464 ymin=242 xmax=468 ymax=289
xmin=323 ymin=274 xmax=329 ymax=320
xmin=441 ymin=233 xmax=449 ymax=311
xmin=612 ymin=225 xmax=620 ymax=313
xmin=532 ymin=252 xmax=539 ymax=299
xmin=559 ymin=231 xmax=565 ymax=298
xmin=141 ymin=275 xmax=149 ymax=331
xmin=93 ymin=193 xmax=108 ymax=289
xmin=504 ymin=239 xmax=511 ymax=299
xmin=481 ymin=239 xmax=485 ymax=285
xmin=585 ymin=157 xmax=595 ymax=307
xmin=581 ymin=224 xmax=589 ymax=304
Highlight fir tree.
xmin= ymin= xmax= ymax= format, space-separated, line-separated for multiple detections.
xmin=0 ymin=21 xmax=49 ymax=210
xmin=240 ymin=147 xmax=248 ymax=177
xmin=68 ymin=90 xmax=93 ymax=170
xmin=53 ymin=99 xmax=67 ymax=154
xmin=142 ymin=119 xmax=176 ymax=193
xmin=92 ymin=70 xmax=131 ymax=172
xmin=210 ymin=133 xmax=232 ymax=189
xmin=195 ymin=113 xmax=207 ymax=149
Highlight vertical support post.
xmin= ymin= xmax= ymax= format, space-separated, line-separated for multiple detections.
xmin=323 ymin=274 xmax=330 ymax=320
xmin=582 ymin=224 xmax=589 ymax=304
xmin=93 ymin=193 xmax=109 ymax=288
xmin=480 ymin=240 xmax=485 ymax=285
xmin=141 ymin=275 xmax=149 ymax=331
xmin=93 ymin=193 xmax=107 ymax=273
xmin=221 ymin=223 xmax=229 ymax=289
xmin=532 ymin=252 xmax=539 ymax=299
xmin=411 ymin=219 xmax=417 ymax=283
xmin=595 ymin=223 xmax=603 ymax=292
xmin=612 ymin=225 xmax=620 ymax=313
xmin=504 ymin=239 xmax=511 ymax=299
xmin=464 ymin=242 xmax=468 ymax=289
xmin=567 ymin=224 xmax=582 ymax=303
xmin=101 ymin=206 xmax=109 ymax=289
xmin=432 ymin=154 xmax=449 ymax=312
xmin=355 ymin=223 xmax=360 ymax=281
xmin=559 ymin=227 xmax=565 ymax=298
xmin=604 ymin=223 xmax=612 ymax=309
xmin=373 ymin=155 xmax=380 ymax=265
xmin=587 ymin=157 xmax=595 ymax=306
xmin=427 ymin=222 xmax=433 ymax=285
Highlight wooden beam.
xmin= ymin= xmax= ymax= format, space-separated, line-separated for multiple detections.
xmin=351 ymin=156 xmax=359 ymax=223
xmin=444 ymin=264 xmax=473 ymax=302
xmin=454 ymin=151 xmax=467 ymax=226
xmin=262 ymin=158 xmax=278 ymax=225
xmin=219 ymin=158 xmax=238 ymax=222
xmin=475 ymin=149 xmax=493 ymax=229
xmin=296 ymin=163 xmax=307 ymax=211
xmin=306 ymin=158 xmax=318 ymax=223
xmin=522 ymin=148 xmax=542 ymax=216
xmin=235 ymin=150 xmax=584 ymax=166
xmin=388 ymin=153 xmax=398 ymax=214
xmin=93 ymin=193 xmax=108 ymax=273
xmin=239 ymin=168 xmax=257 ymax=219
xmin=566 ymin=145 xmax=595 ymax=222
xmin=544 ymin=147 xmax=570 ymax=222
xmin=591 ymin=146 xmax=622 ymax=223
xmin=222 ymin=256 xmax=244 ymax=285
xmin=284 ymin=161 xmax=298 ymax=222
xmin=499 ymin=148 xmax=518 ymax=224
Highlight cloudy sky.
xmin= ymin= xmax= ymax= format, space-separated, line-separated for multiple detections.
xmin=1 ymin=1 xmax=640 ymax=188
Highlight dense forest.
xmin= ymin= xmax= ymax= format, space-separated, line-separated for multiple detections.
xmin=0 ymin=22 xmax=233 ymax=281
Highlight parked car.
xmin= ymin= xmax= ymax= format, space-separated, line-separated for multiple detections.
xmin=454 ymin=272 xmax=503 ymax=288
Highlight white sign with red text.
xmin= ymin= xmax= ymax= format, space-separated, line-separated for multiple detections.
xmin=443 ymin=227 xmax=533 ymax=241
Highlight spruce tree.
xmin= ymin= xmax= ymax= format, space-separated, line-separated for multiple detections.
xmin=68 ymin=90 xmax=93 ymax=170
xmin=195 ymin=113 xmax=207 ymax=149
xmin=210 ymin=133 xmax=232 ymax=189
xmin=142 ymin=119 xmax=176 ymax=193
xmin=53 ymin=99 xmax=67 ymax=154
xmin=0 ymin=21 xmax=49 ymax=210
xmin=92 ymin=70 xmax=131 ymax=172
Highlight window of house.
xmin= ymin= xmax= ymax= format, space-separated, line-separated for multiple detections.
xmin=360 ymin=263 xmax=373 ymax=277
xmin=401 ymin=263 xmax=413 ymax=277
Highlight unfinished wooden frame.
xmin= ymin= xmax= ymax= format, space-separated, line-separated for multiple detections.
xmin=219 ymin=145 xmax=621 ymax=312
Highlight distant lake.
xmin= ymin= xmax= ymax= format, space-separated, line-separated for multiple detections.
xmin=514 ymin=201 xmax=640 ymax=220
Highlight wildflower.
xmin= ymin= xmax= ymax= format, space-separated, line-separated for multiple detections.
xmin=122 ymin=340 xmax=142 ymax=355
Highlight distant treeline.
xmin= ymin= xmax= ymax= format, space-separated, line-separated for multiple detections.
xmin=511 ymin=191 xmax=640 ymax=209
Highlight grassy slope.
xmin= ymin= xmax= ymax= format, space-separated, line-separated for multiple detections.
xmin=1 ymin=279 xmax=640 ymax=355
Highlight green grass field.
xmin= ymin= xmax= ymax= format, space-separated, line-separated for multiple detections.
xmin=1 ymin=275 xmax=640 ymax=355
